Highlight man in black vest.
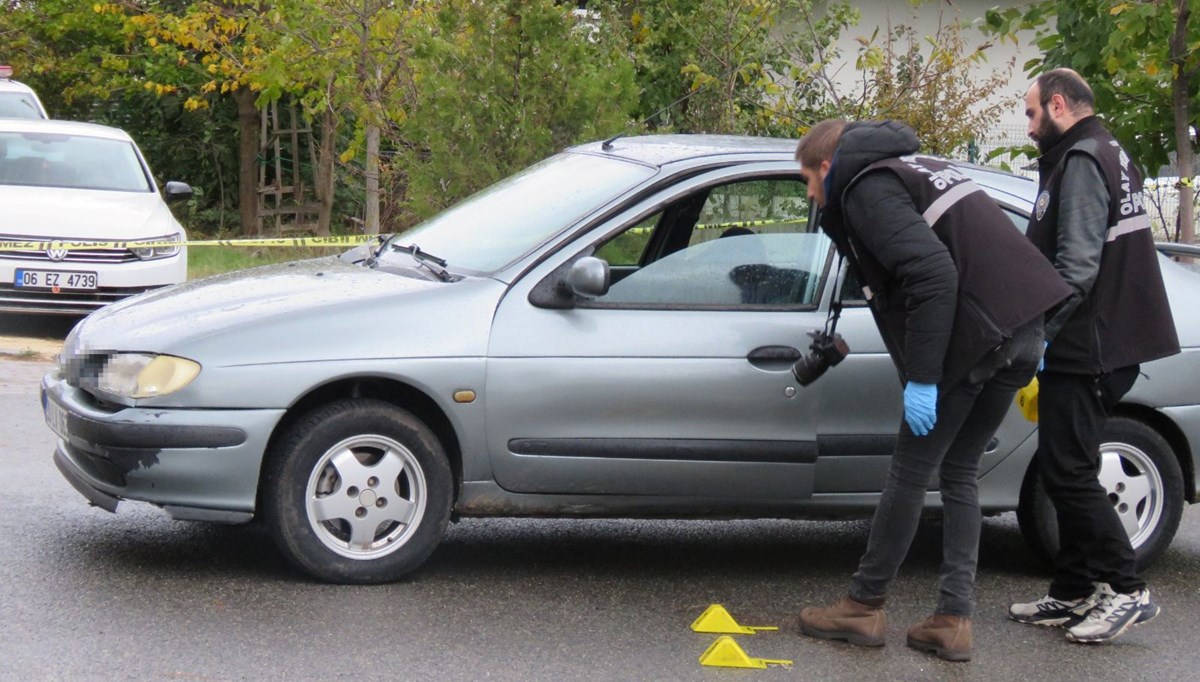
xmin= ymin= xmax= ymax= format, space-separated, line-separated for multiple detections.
xmin=794 ymin=119 xmax=1070 ymax=661
xmin=1008 ymin=69 xmax=1180 ymax=644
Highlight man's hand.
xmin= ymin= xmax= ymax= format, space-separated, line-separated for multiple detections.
xmin=904 ymin=381 xmax=938 ymax=436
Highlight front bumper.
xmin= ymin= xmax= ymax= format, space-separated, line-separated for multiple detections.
xmin=42 ymin=369 xmax=285 ymax=522
xmin=0 ymin=251 xmax=186 ymax=315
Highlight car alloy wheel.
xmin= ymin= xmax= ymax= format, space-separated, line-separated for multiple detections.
xmin=263 ymin=398 xmax=453 ymax=584
xmin=1097 ymin=439 xmax=1163 ymax=551
xmin=1017 ymin=416 xmax=1185 ymax=569
xmin=305 ymin=433 xmax=428 ymax=560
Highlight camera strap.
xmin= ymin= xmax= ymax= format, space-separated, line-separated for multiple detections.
xmin=822 ymin=251 xmax=846 ymax=337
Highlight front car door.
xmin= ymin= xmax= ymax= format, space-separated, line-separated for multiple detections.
xmin=485 ymin=164 xmax=834 ymax=504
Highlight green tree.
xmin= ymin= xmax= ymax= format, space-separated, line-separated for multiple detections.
xmin=986 ymin=0 xmax=1198 ymax=244
xmin=392 ymin=0 xmax=639 ymax=224
xmin=0 ymin=0 xmax=243 ymax=233
xmin=624 ymin=0 xmax=795 ymax=134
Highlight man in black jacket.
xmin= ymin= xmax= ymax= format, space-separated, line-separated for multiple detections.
xmin=1007 ymin=69 xmax=1179 ymax=644
xmin=794 ymin=119 xmax=1070 ymax=661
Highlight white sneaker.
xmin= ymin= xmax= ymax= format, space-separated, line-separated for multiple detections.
xmin=1009 ymin=583 xmax=1105 ymax=628
xmin=1066 ymin=585 xmax=1159 ymax=643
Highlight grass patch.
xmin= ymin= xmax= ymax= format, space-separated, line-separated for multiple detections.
xmin=188 ymin=245 xmax=346 ymax=280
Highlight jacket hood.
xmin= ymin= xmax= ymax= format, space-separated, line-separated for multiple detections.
xmin=825 ymin=121 xmax=919 ymax=214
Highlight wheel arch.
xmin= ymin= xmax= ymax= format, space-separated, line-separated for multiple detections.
xmin=258 ymin=376 xmax=463 ymax=509
xmin=1112 ymin=403 xmax=1196 ymax=503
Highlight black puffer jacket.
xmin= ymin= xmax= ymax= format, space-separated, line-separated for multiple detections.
xmin=820 ymin=121 xmax=1070 ymax=387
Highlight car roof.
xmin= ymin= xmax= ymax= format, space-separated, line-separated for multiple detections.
xmin=569 ymin=134 xmax=798 ymax=167
xmin=0 ymin=118 xmax=133 ymax=142
xmin=569 ymin=134 xmax=1034 ymax=201
xmin=954 ymin=161 xmax=1037 ymax=206
xmin=0 ymin=78 xmax=38 ymax=95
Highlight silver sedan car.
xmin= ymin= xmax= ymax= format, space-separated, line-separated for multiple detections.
xmin=42 ymin=136 xmax=1200 ymax=584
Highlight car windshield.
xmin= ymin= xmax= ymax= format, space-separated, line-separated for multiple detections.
xmin=385 ymin=152 xmax=656 ymax=274
xmin=0 ymin=131 xmax=152 ymax=191
xmin=0 ymin=93 xmax=43 ymax=119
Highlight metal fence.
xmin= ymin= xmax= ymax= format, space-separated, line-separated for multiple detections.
xmin=957 ymin=123 xmax=1196 ymax=243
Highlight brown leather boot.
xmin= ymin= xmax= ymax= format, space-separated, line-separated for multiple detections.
xmin=798 ymin=596 xmax=886 ymax=647
xmin=906 ymin=613 xmax=972 ymax=662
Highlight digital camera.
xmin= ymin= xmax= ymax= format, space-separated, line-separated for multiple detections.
xmin=791 ymin=330 xmax=850 ymax=386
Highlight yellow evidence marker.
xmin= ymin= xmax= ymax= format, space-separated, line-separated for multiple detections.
xmin=690 ymin=604 xmax=780 ymax=635
xmin=698 ymin=636 xmax=793 ymax=669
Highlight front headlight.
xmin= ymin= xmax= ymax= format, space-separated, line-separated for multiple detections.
xmin=130 ymin=234 xmax=182 ymax=260
xmin=98 ymin=353 xmax=201 ymax=399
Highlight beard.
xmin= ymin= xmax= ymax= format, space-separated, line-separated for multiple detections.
xmin=1031 ymin=110 xmax=1064 ymax=154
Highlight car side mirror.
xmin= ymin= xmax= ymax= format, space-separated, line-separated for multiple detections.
xmin=529 ymin=255 xmax=611 ymax=309
xmin=163 ymin=181 xmax=193 ymax=202
xmin=564 ymin=256 xmax=610 ymax=299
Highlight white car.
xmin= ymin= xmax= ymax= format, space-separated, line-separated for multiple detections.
xmin=0 ymin=119 xmax=191 ymax=315
xmin=0 ymin=65 xmax=48 ymax=119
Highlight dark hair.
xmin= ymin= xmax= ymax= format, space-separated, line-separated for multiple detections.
xmin=795 ymin=119 xmax=847 ymax=168
xmin=719 ymin=226 xmax=755 ymax=238
xmin=1036 ymin=68 xmax=1095 ymax=114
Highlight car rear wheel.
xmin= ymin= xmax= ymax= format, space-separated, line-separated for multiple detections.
xmin=262 ymin=399 xmax=453 ymax=584
xmin=1017 ymin=416 xmax=1185 ymax=570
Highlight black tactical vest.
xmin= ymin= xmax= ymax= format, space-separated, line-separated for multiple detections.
xmin=1027 ymin=117 xmax=1179 ymax=373
xmin=844 ymin=155 xmax=1070 ymax=387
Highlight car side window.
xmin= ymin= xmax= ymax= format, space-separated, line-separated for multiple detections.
xmin=594 ymin=213 xmax=659 ymax=266
xmin=838 ymin=263 xmax=867 ymax=305
xmin=590 ymin=177 xmax=830 ymax=308
xmin=1002 ymin=207 xmax=1029 ymax=234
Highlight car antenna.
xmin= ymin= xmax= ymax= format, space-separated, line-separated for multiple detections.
xmin=599 ymin=62 xmax=808 ymax=152
xmin=602 ymin=86 xmax=709 ymax=151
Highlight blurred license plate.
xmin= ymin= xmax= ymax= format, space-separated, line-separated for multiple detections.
xmin=45 ymin=397 xmax=69 ymax=440
xmin=14 ymin=269 xmax=97 ymax=291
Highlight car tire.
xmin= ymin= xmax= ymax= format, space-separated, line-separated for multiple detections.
xmin=261 ymin=398 xmax=453 ymax=584
xmin=1017 ymin=416 xmax=1185 ymax=570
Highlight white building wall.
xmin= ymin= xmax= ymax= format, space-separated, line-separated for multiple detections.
xmin=828 ymin=0 xmax=1035 ymax=139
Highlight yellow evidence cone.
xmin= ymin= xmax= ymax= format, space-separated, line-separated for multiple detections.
xmin=698 ymin=636 xmax=793 ymax=669
xmin=1017 ymin=376 xmax=1039 ymax=422
xmin=690 ymin=604 xmax=779 ymax=634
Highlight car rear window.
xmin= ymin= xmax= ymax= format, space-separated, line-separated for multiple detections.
xmin=0 ymin=131 xmax=152 ymax=192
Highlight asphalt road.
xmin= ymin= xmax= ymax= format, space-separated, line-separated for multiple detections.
xmin=2 ymin=356 xmax=1198 ymax=681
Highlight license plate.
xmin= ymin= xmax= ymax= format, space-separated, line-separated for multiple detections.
xmin=45 ymin=396 xmax=70 ymax=440
xmin=13 ymin=268 xmax=98 ymax=291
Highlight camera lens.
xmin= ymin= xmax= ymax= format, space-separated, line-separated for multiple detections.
xmin=791 ymin=354 xmax=828 ymax=386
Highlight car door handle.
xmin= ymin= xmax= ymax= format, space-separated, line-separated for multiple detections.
xmin=747 ymin=345 xmax=802 ymax=371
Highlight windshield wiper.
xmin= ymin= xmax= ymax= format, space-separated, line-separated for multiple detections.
xmin=357 ymin=234 xmax=390 ymax=267
xmin=389 ymin=242 xmax=452 ymax=281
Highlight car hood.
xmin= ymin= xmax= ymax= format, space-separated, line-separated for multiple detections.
xmin=0 ymin=185 xmax=179 ymax=238
xmin=71 ymin=257 xmax=506 ymax=364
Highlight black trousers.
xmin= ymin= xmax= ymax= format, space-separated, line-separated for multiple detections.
xmin=1038 ymin=366 xmax=1143 ymax=599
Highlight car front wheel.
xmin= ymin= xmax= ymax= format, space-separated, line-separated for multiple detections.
xmin=262 ymin=399 xmax=453 ymax=584
xmin=1017 ymin=416 xmax=1185 ymax=570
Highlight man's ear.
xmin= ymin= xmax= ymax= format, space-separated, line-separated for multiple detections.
xmin=820 ymin=159 xmax=832 ymax=175
xmin=1049 ymin=93 xmax=1068 ymax=118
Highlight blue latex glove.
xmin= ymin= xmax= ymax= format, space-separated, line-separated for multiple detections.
xmin=1039 ymin=340 xmax=1049 ymax=373
xmin=903 ymin=381 xmax=938 ymax=436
